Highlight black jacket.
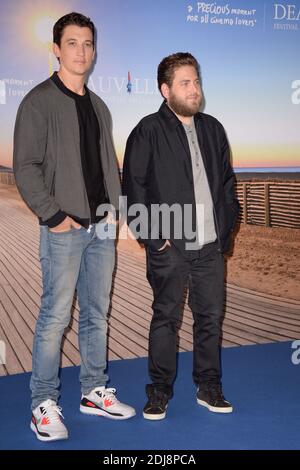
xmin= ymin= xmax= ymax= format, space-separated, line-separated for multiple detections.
xmin=122 ymin=102 xmax=239 ymax=253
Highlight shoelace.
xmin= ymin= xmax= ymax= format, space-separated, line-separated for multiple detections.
xmin=41 ymin=402 xmax=64 ymax=422
xmin=207 ymin=384 xmax=225 ymax=402
xmin=101 ymin=388 xmax=118 ymax=403
xmin=148 ymin=389 xmax=167 ymax=407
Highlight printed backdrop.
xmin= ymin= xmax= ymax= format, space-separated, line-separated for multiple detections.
xmin=0 ymin=0 xmax=299 ymax=171
xmin=0 ymin=1 xmax=300 ymax=376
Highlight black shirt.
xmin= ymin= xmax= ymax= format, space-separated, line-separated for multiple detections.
xmin=45 ymin=72 xmax=108 ymax=227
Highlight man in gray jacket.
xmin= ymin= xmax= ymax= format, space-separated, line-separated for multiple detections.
xmin=13 ymin=12 xmax=135 ymax=442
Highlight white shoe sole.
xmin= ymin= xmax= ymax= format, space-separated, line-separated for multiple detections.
xmin=143 ymin=403 xmax=168 ymax=420
xmin=143 ymin=411 xmax=166 ymax=420
xmin=30 ymin=421 xmax=68 ymax=441
xmin=80 ymin=405 xmax=136 ymax=420
xmin=197 ymin=398 xmax=233 ymax=413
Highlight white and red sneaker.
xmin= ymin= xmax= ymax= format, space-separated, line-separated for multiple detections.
xmin=80 ymin=387 xmax=136 ymax=420
xmin=30 ymin=399 xmax=68 ymax=442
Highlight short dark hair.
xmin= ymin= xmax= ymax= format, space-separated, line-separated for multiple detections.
xmin=53 ymin=12 xmax=95 ymax=47
xmin=157 ymin=52 xmax=200 ymax=94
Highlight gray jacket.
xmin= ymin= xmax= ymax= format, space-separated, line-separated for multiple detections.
xmin=13 ymin=78 xmax=121 ymax=222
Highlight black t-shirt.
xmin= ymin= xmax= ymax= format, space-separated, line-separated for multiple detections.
xmin=45 ymin=72 xmax=108 ymax=227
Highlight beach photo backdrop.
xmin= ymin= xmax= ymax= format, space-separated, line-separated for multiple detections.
xmin=0 ymin=0 xmax=299 ymax=172
xmin=0 ymin=0 xmax=299 ymax=376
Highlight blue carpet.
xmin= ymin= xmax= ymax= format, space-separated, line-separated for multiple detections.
xmin=0 ymin=341 xmax=300 ymax=450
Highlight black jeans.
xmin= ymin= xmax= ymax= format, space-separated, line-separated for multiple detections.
xmin=146 ymin=241 xmax=224 ymax=394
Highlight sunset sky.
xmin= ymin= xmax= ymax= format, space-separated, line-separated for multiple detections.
xmin=0 ymin=0 xmax=299 ymax=170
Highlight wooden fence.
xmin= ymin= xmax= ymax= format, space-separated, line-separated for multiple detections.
xmin=236 ymin=181 xmax=300 ymax=229
xmin=0 ymin=171 xmax=15 ymax=185
xmin=1 ymin=172 xmax=299 ymax=229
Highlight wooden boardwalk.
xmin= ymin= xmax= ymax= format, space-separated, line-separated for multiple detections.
xmin=0 ymin=183 xmax=299 ymax=376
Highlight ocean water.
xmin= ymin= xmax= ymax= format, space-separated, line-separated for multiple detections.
xmin=234 ymin=167 xmax=300 ymax=173
xmin=2 ymin=165 xmax=300 ymax=174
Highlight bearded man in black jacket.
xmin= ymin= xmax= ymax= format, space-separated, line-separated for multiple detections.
xmin=122 ymin=52 xmax=239 ymax=420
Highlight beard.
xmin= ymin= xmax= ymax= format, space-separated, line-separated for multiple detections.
xmin=168 ymin=92 xmax=201 ymax=117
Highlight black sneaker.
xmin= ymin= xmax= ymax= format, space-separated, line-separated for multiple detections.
xmin=197 ymin=383 xmax=233 ymax=413
xmin=143 ymin=385 xmax=169 ymax=420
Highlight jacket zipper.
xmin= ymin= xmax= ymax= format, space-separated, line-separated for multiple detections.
xmin=50 ymin=171 xmax=56 ymax=196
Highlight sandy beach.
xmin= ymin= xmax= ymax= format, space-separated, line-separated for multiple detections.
xmin=225 ymin=224 xmax=300 ymax=301
xmin=118 ymin=222 xmax=300 ymax=301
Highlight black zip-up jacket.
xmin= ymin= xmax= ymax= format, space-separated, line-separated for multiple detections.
xmin=122 ymin=102 xmax=239 ymax=253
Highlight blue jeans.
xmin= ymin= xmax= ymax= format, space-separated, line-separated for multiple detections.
xmin=30 ymin=224 xmax=115 ymax=410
